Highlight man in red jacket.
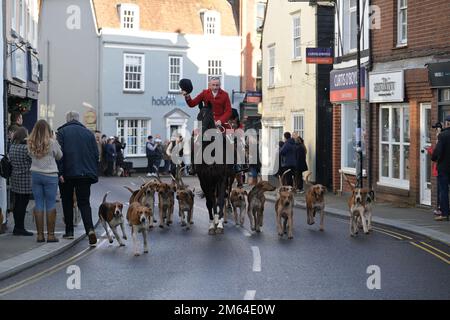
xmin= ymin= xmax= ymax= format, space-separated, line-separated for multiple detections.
xmin=182 ymin=77 xmax=232 ymax=175
xmin=182 ymin=77 xmax=232 ymax=130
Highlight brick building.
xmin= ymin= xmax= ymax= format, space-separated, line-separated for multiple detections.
xmin=369 ymin=0 xmax=450 ymax=206
xmin=331 ymin=0 xmax=450 ymax=207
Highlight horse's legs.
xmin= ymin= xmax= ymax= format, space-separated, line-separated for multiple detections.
xmin=215 ymin=178 xmax=226 ymax=234
xmin=200 ymin=178 xmax=215 ymax=235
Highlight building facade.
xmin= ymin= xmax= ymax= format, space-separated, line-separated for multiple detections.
xmin=261 ymin=0 xmax=333 ymax=184
xmin=38 ymin=0 xmax=99 ymax=130
xmin=368 ymin=0 xmax=450 ymax=206
xmin=330 ymin=0 xmax=371 ymax=193
xmin=4 ymin=0 xmax=40 ymax=133
xmin=95 ymin=0 xmax=241 ymax=168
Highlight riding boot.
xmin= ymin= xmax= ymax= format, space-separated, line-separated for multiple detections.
xmin=34 ymin=210 xmax=45 ymax=242
xmin=46 ymin=209 xmax=59 ymax=242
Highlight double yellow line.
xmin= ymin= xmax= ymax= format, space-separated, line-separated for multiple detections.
xmin=372 ymin=226 xmax=450 ymax=265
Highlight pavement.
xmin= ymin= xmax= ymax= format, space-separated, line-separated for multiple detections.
xmin=0 ymin=175 xmax=449 ymax=282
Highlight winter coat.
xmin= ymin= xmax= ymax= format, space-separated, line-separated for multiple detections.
xmin=105 ymin=144 xmax=117 ymax=162
xmin=280 ymin=138 xmax=297 ymax=168
xmin=9 ymin=142 xmax=32 ymax=194
xmin=295 ymin=142 xmax=308 ymax=172
xmin=56 ymin=120 xmax=99 ymax=183
xmin=432 ymin=127 xmax=450 ymax=174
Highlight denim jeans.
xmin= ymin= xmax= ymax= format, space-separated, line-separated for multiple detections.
xmin=438 ymin=172 xmax=449 ymax=217
xmin=31 ymin=172 xmax=58 ymax=211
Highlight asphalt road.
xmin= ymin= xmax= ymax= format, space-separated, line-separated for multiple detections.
xmin=0 ymin=176 xmax=449 ymax=300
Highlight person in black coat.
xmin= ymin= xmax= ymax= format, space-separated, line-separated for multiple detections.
xmin=431 ymin=115 xmax=450 ymax=221
xmin=56 ymin=111 xmax=99 ymax=245
xmin=292 ymin=133 xmax=308 ymax=193
xmin=105 ymin=138 xmax=117 ymax=176
xmin=279 ymin=132 xmax=297 ymax=187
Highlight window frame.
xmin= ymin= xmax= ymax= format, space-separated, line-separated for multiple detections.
xmin=206 ymin=59 xmax=224 ymax=88
xmin=120 ymin=4 xmax=140 ymax=30
xmin=397 ymin=0 xmax=408 ymax=46
xmin=168 ymin=56 xmax=183 ymax=93
xmin=292 ymin=14 xmax=301 ymax=59
xmin=292 ymin=112 xmax=305 ymax=140
xmin=268 ymin=45 xmax=275 ymax=87
xmin=11 ymin=0 xmax=17 ymax=32
xmin=19 ymin=0 xmax=25 ymax=38
xmin=256 ymin=1 xmax=266 ymax=33
xmin=378 ymin=103 xmax=410 ymax=189
xmin=123 ymin=53 xmax=145 ymax=92
xmin=203 ymin=10 xmax=221 ymax=36
xmin=116 ymin=119 xmax=151 ymax=157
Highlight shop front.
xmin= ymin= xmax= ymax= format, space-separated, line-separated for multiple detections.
xmin=330 ymin=66 xmax=368 ymax=193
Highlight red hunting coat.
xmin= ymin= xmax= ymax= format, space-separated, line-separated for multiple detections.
xmin=185 ymin=88 xmax=232 ymax=129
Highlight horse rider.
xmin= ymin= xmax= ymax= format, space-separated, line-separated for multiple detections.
xmin=181 ymin=76 xmax=233 ymax=174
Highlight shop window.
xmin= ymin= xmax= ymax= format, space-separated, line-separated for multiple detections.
xmin=379 ymin=104 xmax=410 ymax=189
xmin=116 ymin=119 xmax=150 ymax=156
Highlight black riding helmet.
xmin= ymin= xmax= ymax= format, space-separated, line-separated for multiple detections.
xmin=179 ymin=78 xmax=193 ymax=94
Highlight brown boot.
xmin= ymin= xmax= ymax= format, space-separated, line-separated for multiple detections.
xmin=46 ymin=209 xmax=59 ymax=242
xmin=34 ymin=210 xmax=45 ymax=242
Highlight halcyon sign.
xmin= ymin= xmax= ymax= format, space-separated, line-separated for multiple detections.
xmin=330 ymin=66 xmax=366 ymax=103
xmin=152 ymin=95 xmax=177 ymax=106
xmin=369 ymin=70 xmax=404 ymax=103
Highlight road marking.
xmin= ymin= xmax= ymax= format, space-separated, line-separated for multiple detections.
xmin=251 ymin=246 xmax=261 ymax=272
xmin=420 ymin=242 xmax=450 ymax=258
xmin=244 ymin=290 xmax=256 ymax=300
xmin=0 ymin=232 xmax=108 ymax=297
xmin=373 ymin=229 xmax=403 ymax=240
xmin=372 ymin=226 xmax=413 ymax=240
xmin=409 ymin=242 xmax=450 ymax=265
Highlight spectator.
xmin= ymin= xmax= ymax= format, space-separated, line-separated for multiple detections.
xmin=247 ymin=134 xmax=261 ymax=186
xmin=161 ymin=139 xmax=172 ymax=175
xmin=105 ymin=138 xmax=117 ymax=176
xmin=279 ymin=132 xmax=297 ymax=187
xmin=167 ymin=135 xmax=184 ymax=177
xmin=146 ymin=136 xmax=158 ymax=177
xmin=113 ymin=136 xmax=126 ymax=175
xmin=9 ymin=127 xmax=33 ymax=236
xmin=56 ymin=111 xmax=99 ymax=246
xmin=28 ymin=119 xmax=63 ymax=242
xmin=94 ymin=131 xmax=103 ymax=176
xmin=426 ymin=122 xmax=442 ymax=216
xmin=292 ymin=132 xmax=308 ymax=193
xmin=431 ymin=116 xmax=450 ymax=222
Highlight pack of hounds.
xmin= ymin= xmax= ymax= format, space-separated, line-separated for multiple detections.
xmin=99 ymin=169 xmax=375 ymax=256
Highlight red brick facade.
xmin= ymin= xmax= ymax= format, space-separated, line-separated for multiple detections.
xmin=332 ymin=0 xmax=450 ymax=207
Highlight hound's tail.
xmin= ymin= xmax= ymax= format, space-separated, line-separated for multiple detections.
xmin=342 ymin=172 xmax=355 ymax=189
xmin=278 ymin=169 xmax=291 ymax=187
xmin=123 ymin=186 xmax=134 ymax=194
xmin=102 ymin=191 xmax=111 ymax=203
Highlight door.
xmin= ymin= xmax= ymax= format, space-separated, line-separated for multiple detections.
xmin=420 ymin=103 xmax=431 ymax=205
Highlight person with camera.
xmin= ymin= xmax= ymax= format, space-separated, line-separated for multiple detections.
xmin=113 ymin=136 xmax=126 ymax=176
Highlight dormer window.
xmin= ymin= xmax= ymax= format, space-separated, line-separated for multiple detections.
xmin=203 ymin=10 xmax=220 ymax=36
xmin=119 ymin=4 xmax=140 ymax=30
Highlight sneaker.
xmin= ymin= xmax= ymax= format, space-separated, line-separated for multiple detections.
xmin=298 ymin=189 xmax=305 ymax=194
xmin=88 ymin=230 xmax=97 ymax=246
xmin=433 ymin=209 xmax=442 ymax=216
xmin=434 ymin=215 xmax=449 ymax=221
xmin=62 ymin=232 xmax=74 ymax=239
xmin=146 ymin=173 xmax=152 ymax=177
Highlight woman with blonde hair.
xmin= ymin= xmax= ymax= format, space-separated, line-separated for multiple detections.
xmin=28 ymin=119 xmax=63 ymax=242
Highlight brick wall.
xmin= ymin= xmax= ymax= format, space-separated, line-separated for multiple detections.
xmin=372 ymin=0 xmax=450 ymax=62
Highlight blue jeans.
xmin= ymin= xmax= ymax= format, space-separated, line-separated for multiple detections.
xmin=438 ymin=172 xmax=449 ymax=217
xmin=31 ymin=172 xmax=58 ymax=211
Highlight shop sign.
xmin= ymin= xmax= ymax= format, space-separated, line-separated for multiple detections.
xmin=330 ymin=66 xmax=366 ymax=103
xmin=369 ymin=70 xmax=404 ymax=103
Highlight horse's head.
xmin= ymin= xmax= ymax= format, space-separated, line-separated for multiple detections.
xmin=197 ymin=101 xmax=215 ymax=133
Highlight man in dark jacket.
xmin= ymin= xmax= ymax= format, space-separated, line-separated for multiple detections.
xmin=431 ymin=115 xmax=450 ymax=222
xmin=279 ymin=132 xmax=297 ymax=187
xmin=57 ymin=111 xmax=99 ymax=245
